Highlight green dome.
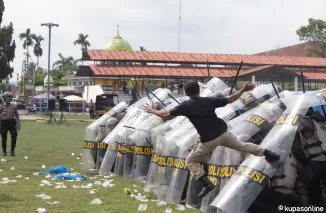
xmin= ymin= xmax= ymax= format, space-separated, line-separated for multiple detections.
xmin=44 ymin=75 xmax=54 ymax=87
xmin=104 ymin=34 xmax=133 ymax=51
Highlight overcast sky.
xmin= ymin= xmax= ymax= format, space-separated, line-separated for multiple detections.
xmin=2 ymin=0 xmax=326 ymax=83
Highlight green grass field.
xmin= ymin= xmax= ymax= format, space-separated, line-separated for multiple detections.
xmin=0 ymin=121 xmax=200 ymax=213
xmin=38 ymin=113 xmax=92 ymax=120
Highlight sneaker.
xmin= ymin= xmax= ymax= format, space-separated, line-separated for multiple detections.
xmin=11 ymin=151 xmax=15 ymax=156
xmin=2 ymin=152 xmax=7 ymax=156
xmin=264 ymin=149 xmax=280 ymax=162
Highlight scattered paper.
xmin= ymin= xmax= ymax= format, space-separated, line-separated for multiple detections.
xmin=55 ymin=185 xmax=67 ymax=189
xmin=81 ymin=183 xmax=92 ymax=188
xmin=0 ymin=181 xmax=8 ymax=184
xmin=165 ymin=208 xmax=172 ymax=213
xmin=89 ymin=169 xmax=96 ymax=171
xmin=3 ymin=177 xmax=9 ymax=181
xmin=70 ymin=168 xmax=74 ymax=171
xmin=39 ymin=184 xmax=45 ymax=187
xmin=1 ymin=158 xmax=7 ymax=162
xmin=133 ymin=184 xmax=140 ymax=188
xmin=9 ymin=180 xmax=17 ymax=183
xmin=71 ymin=153 xmax=75 ymax=156
xmin=10 ymin=166 xmax=14 ymax=170
xmin=138 ymin=204 xmax=147 ymax=211
xmin=47 ymin=201 xmax=60 ymax=205
xmin=72 ymin=185 xmax=80 ymax=188
xmin=0 ymin=169 xmax=3 ymax=172
xmin=104 ymin=175 xmax=113 ymax=179
xmin=89 ymin=190 xmax=95 ymax=194
xmin=90 ymin=198 xmax=102 ymax=204
xmin=134 ymin=189 xmax=138 ymax=193
xmin=41 ymin=165 xmax=46 ymax=168
xmin=55 ymin=182 xmax=64 ymax=185
xmin=102 ymin=180 xmax=114 ymax=187
xmin=79 ymin=163 xmax=83 ymax=165
xmin=150 ymin=199 xmax=158 ymax=202
xmin=42 ymin=196 xmax=51 ymax=200
xmin=157 ymin=201 xmax=167 ymax=206
xmin=24 ymin=177 xmax=30 ymax=180
xmin=80 ymin=153 xmax=82 ymax=156
xmin=36 ymin=193 xmax=46 ymax=198
xmin=15 ymin=175 xmax=22 ymax=178
xmin=176 ymin=204 xmax=185 ymax=211
xmin=45 ymin=175 xmax=52 ymax=179
xmin=135 ymin=193 xmax=146 ymax=201
xmin=94 ymin=181 xmax=101 ymax=185
xmin=76 ymin=157 xmax=80 ymax=160
xmin=24 ymin=156 xmax=28 ymax=160
xmin=33 ymin=172 xmax=39 ymax=176
xmin=140 ymin=199 xmax=148 ymax=202
xmin=36 ymin=208 xmax=47 ymax=213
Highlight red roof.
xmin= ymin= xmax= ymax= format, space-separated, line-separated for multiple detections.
xmin=89 ymin=65 xmax=236 ymax=77
xmin=254 ymin=42 xmax=321 ymax=57
xmin=86 ymin=50 xmax=326 ymax=68
xmin=297 ymin=71 xmax=326 ymax=80
xmin=238 ymin=65 xmax=273 ymax=76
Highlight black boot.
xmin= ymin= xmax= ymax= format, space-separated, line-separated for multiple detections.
xmin=263 ymin=149 xmax=280 ymax=162
xmin=198 ymin=175 xmax=215 ymax=198
xmin=10 ymin=151 xmax=15 ymax=156
xmin=2 ymin=152 xmax=6 ymax=156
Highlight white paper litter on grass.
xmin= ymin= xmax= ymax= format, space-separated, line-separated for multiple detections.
xmin=55 ymin=185 xmax=67 ymax=189
xmin=133 ymin=184 xmax=140 ymax=188
xmin=1 ymin=158 xmax=7 ymax=162
xmin=3 ymin=177 xmax=9 ymax=181
xmin=72 ymin=185 xmax=80 ymax=188
xmin=165 ymin=208 xmax=172 ymax=213
xmin=0 ymin=169 xmax=3 ymax=172
xmin=42 ymin=196 xmax=51 ymax=200
xmin=41 ymin=165 xmax=46 ymax=168
xmin=47 ymin=201 xmax=60 ymax=205
xmin=71 ymin=153 xmax=75 ymax=156
xmin=24 ymin=156 xmax=28 ymax=160
xmin=176 ymin=204 xmax=185 ymax=211
xmin=140 ymin=199 xmax=148 ymax=202
xmin=24 ymin=177 xmax=30 ymax=180
xmin=90 ymin=198 xmax=102 ymax=204
xmin=33 ymin=172 xmax=39 ymax=176
xmin=89 ymin=190 xmax=95 ymax=194
xmin=36 ymin=193 xmax=46 ymax=198
xmin=89 ymin=169 xmax=97 ymax=171
xmin=150 ymin=199 xmax=158 ymax=202
xmin=10 ymin=166 xmax=14 ymax=170
xmin=36 ymin=208 xmax=47 ymax=213
xmin=134 ymin=189 xmax=138 ymax=193
xmin=81 ymin=183 xmax=92 ymax=188
xmin=79 ymin=163 xmax=83 ymax=165
xmin=157 ymin=201 xmax=167 ymax=206
xmin=76 ymin=157 xmax=80 ymax=160
xmin=41 ymin=180 xmax=52 ymax=186
xmin=15 ymin=175 xmax=22 ymax=178
xmin=102 ymin=180 xmax=114 ymax=188
xmin=9 ymin=180 xmax=17 ymax=183
xmin=39 ymin=184 xmax=45 ymax=187
xmin=55 ymin=182 xmax=64 ymax=185
xmin=138 ymin=204 xmax=147 ymax=211
xmin=45 ymin=175 xmax=52 ymax=179
xmin=94 ymin=181 xmax=101 ymax=185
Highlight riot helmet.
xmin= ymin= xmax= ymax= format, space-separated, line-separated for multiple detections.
xmin=3 ymin=91 xmax=13 ymax=104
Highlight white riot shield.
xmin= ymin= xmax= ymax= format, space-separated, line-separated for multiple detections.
xmin=200 ymin=93 xmax=290 ymax=213
xmin=98 ymin=106 xmax=140 ymax=175
xmin=210 ymin=93 xmax=325 ymax=213
xmin=81 ymin=102 xmax=128 ymax=172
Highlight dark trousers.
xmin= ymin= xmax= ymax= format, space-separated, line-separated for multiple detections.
xmin=89 ymin=110 xmax=95 ymax=119
xmin=1 ymin=119 xmax=17 ymax=153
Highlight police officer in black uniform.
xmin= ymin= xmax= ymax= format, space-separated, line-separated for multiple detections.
xmin=0 ymin=91 xmax=21 ymax=156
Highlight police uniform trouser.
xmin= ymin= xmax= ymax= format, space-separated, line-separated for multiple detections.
xmin=185 ymin=131 xmax=265 ymax=180
xmin=1 ymin=119 xmax=17 ymax=152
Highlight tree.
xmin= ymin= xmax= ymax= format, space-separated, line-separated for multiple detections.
xmin=52 ymin=53 xmax=77 ymax=75
xmin=74 ymin=33 xmax=90 ymax=56
xmin=32 ymin=35 xmax=44 ymax=67
xmin=296 ymin=18 xmax=326 ymax=57
xmin=19 ymin=28 xmax=35 ymax=64
xmin=139 ymin=46 xmax=147 ymax=51
xmin=0 ymin=0 xmax=16 ymax=81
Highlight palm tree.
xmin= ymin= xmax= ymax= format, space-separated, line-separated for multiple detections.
xmin=32 ymin=35 xmax=44 ymax=68
xmin=53 ymin=53 xmax=77 ymax=70
xmin=19 ymin=28 xmax=35 ymax=65
xmin=74 ymin=33 xmax=91 ymax=56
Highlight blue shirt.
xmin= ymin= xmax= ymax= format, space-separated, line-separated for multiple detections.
xmin=169 ymin=96 xmax=228 ymax=142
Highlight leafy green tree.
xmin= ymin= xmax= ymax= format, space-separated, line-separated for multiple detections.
xmin=0 ymin=0 xmax=16 ymax=81
xmin=19 ymin=28 xmax=35 ymax=64
xmin=52 ymin=53 xmax=77 ymax=71
xmin=74 ymin=33 xmax=90 ymax=56
xmin=296 ymin=18 xmax=326 ymax=57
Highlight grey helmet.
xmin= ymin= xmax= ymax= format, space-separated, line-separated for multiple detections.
xmin=3 ymin=91 xmax=13 ymax=104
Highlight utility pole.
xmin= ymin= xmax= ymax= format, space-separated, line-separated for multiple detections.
xmin=41 ymin=22 xmax=59 ymax=109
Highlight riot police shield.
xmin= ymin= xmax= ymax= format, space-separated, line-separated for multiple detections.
xmin=210 ymin=92 xmax=325 ymax=213
xmin=81 ymin=102 xmax=128 ymax=172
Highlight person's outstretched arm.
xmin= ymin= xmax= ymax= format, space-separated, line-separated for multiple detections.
xmin=146 ymin=107 xmax=172 ymax=119
xmin=146 ymin=101 xmax=188 ymax=120
xmin=228 ymin=82 xmax=255 ymax=103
